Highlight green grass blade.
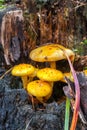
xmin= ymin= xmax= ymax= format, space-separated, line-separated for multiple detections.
xmin=64 ymin=97 xmax=70 ymax=130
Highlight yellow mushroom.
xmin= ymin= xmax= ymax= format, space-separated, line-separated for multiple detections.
xmin=37 ymin=68 xmax=63 ymax=82
xmin=11 ymin=63 xmax=35 ymax=89
xmin=27 ymin=80 xmax=52 ymax=103
xmin=61 ymin=70 xmax=87 ymax=83
xmin=83 ymin=70 xmax=87 ymax=76
xmin=29 ymin=44 xmax=75 ymax=69
xmin=36 ymin=68 xmax=64 ymax=99
xmin=61 ymin=72 xmax=73 ymax=82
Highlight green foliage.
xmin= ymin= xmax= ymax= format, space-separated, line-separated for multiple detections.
xmin=0 ymin=0 xmax=4 ymax=4
xmin=84 ymin=66 xmax=87 ymax=70
xmin=0 ymin=0 xmax=5 ymax=9
xmin=73 ymin=42 xmax=87 ymax=56
xmin=82 ymin=39 xmax=87 ymax=45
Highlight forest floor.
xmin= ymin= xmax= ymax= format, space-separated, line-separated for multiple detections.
xmin=0 ymin=62 xmax=87 ymax=130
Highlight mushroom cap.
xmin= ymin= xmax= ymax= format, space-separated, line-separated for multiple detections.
xmin=64 ymin=72 xmax=73 ymax=81
xmin=37 ymin=68 xmax=63 ymax=81
xmin=29 ymin=44 xmax=75 ymax=62
xmin=12 ymin=63 xmax=35 ymax=76
xmin=61 ymin=72 xmax=73 ymax=82
xmin=27 ymin=80 xmax=52 ymax=97
xmin=84 ymin=70 xmax=87 ymax=76
xmin=64 ymin=72 xmax=72 ymax=78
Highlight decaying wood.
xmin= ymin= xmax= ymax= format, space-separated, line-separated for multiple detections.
xmin=0 ymin=9 xmax=24 ymax=65
xmin=0 ymin=0 xmax=87 ymax=66
xmin=39 ymin=11 xmax=52 ymax=44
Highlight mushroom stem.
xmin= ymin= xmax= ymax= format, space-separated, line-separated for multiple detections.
xmin=29 ymin=68 xmax=39 ymax=82
xmin=21 ymin=76 xmax=35 ymax=109
xmin=50 ymin=62 xmax=56 ymax=87
xmin=49 ymin=82 xmax=54 ymax=87
xmin=50 ymin=61 xmax=56 ymax=69
xmin=21 ymin=76 xmax=28 ymax=89
xmin=37 ymin=97 xmax=46 ymax=105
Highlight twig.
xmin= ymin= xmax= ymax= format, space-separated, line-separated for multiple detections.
xmin=73 ymin=3 xmax=87 ymax=10
xmin=0 ymin=67 xmax=13 ymax=79
xmin=25 ymin=118 xmax=33 ymax=130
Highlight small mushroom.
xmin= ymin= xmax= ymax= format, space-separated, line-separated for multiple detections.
xmin=11 ymin=63 xmax=35 ymax=89
xmin=61 ymin=72 xmax=73 ymax=82
xmin=29 ymin=44 xmax=75 ymax=69
xmin=36 ymin=68 xmax=64 ymax=99
xmin=83 ymin=70 xmax=87 ymax=76
xmin=27 ymin=80 xmax=52 ymax=103
xmin=37 ymin=68 xmax=63 ymax=82
xmin=62 ymin=70 xmax=87 ymax=83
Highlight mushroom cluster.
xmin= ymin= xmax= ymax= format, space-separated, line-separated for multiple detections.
xmin=11 ymin=43 xmax=75 ymax=105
